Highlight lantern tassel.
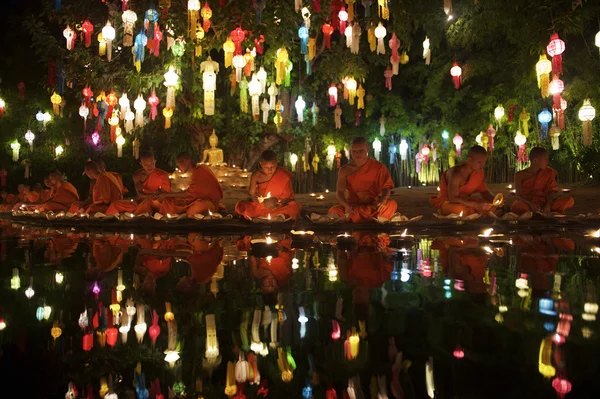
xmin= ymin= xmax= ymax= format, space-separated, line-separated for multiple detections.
xmin=583 ymin=120 xmax=592 ymax=146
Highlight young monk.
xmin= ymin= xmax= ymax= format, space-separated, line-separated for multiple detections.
xmin=157 ymin=152 xmax=223 ymax=216
xmin=106 ymin=151 xmax=171 ymax=215
xmin=74 ymin=161 xmax=123 ymax=214
xmin=329 ymin=137 xmax=397 ymax=223
xmin=430 ymin=145 xmax=498 ymax=216
xmin=235 ymin=150 xmax=302 ymax=220
xmin=0 ymin=190 xmax=17 ymax=211
xmin=36 ymin=171 xmax=79 ymax=213
xmin=33 ymin=183 xmax=51 ymax=202
xmin=511 ymin=147 xmax=574 ymax=215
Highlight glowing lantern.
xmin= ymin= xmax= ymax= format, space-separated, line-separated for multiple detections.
xmin=11 ymin=268 xmax=20 ymax=290
xmin=133 ymin=95 xmax=146 ymax=127
xmin=102 ymin=21 xmax=116 ymax=61
xmin=311 ymin=102 xmax=319 ymax=126
xmin=163 ymin=67 xmax=179 ymax=109
xmin=453 ymin=134 xmax=463 ymax=157
xmin=274 ymin=101 xmax=284 ymax=132
xmin=289 ymin=153 xmax=298 ymax=169
xmin=25 ymin=278 xmax=34 ymax=299
xmin=322 ymin=23 xmax=334 ymax=49
xmin=374 ymin=23 xmax=387 ymax=54
xmin=124 ymin=110 xmax=134 ymax=133
xmin=50 ymin=92 xmax=62 ymax=116
xmin=441 ymin=130 xmax=450 ymax=148
xmin=494 ymin=104 xmax=504 ymax=125
xmin=552 ymin=378 xmax=572 ymax=395
xmin=423 ymin=36 xmax=431 ymax=65
xmin=201 ymin=56 xmax=218 ymax=116
xmin=63 ymin=25 xmax=75 ymax=50
xmin=232 ymin=54 xmax=246 ymax=83
xmin=122 ymin=10 xmax=138 ymax=47
xmin=25 ymin=130 xmax=35 ymax=150
xmin=116 ymin=135 xmax=125 ymax=158
xmin=453 ymin=344 xmax=465 ymax=359
xmin=248 ymin=74 xmax=262 ymax=120
xmin=536 ymin=54 xmax=552 ymax=98
xmin=514 ymin=130 xmax=527 ymax=164
xmin=261 ymin=99 xmax=269 ymax=124
xmin=328 ymin=84 xmax=338 ymax=107
xmin=450 ymin=63 xmax=462 ymax=89
xmin=147 ymin=91 xmax=159 ymax=120
xmin=334 ymin=104 xmax=342 ymax=129
xmin=0 ymin=320 xmax=5 ymax=330
xmin=346 ymin=77 xmax=357 ymax=106
xmin=134 ymin=304 xmax=147 ymax=343
xmin=10 ymin=141 xmax=20 ymax=162
xmin=79 ymin=104 xmax=89 ymax=128
xmin=373 ymin=138 xmax=382 ymax=161
xmin=133 ymin=30 xmax=148 ymax=72
xmin=378 ymin=0 xmax=389 ymax=19
xmin=579 ymin=99 xmax=595 ymax=146
xmin=546 ymin=33 xmax=565 ymax=75
xmin=188 ymin=0 xmax=200 ymax=39
xmin=549 ymin=127 xmax=561 ymax=150
xmin=326 ymin=141 xmax=336 ymax=169
xmin=163 ymin=107 xmax=173 ymax=129
xmin=201 ymin=1 xmax=212 ymax=32
xmin=81 ymin=19 xmax=94 ymax=47
xmin=399 ymin=139 xmax=408 ymax=160
xmin=487 ymin=124 xmax=496 ymax=151
xmin=519 ymin=108 xmax=530 ymax=137
xmin=51 ymin=321 xmax=62 ymax=341
xmin=298 ymin=24 xmax=309 ymax=54
xmin=338 ymin=7 xmax=348 ymax=34
xmin=268 ymin=82 xmax=278 ymax=109
xmin=274 ymin=47 xmax=289 ymax=85
xmin=538 ymin=108 xmax=552 ymax=139
xmin=0 ymin=98 xmax=4 ymax=118
xmin=295 ymin=95 xmax=306 ymax=123
xmin=549 ymin=75 xmax=564 ymax=110
xmin=55 ymin=272 xmax=64 ymax=284
xmin=421 ymin=145 xmax=430 ymax=157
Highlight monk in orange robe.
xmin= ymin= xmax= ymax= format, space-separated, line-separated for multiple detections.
xmin=0 ymin=190 xmax=17 ymax=211
xmin=511 ymin=147 xmax=574 ymax=215
xmin=329 ymin=137 xmax=398 ymax=223
xmin=157 ymin=152 xmax=223 ymax=216
xmin=74 ymin=161 xmax=123 ymax=214
xmin=106 ymin=151 xmax=171 ymax=215
xmin=250 ymin=237 xmax=294 ymax=294
xmin=33 ymin=183 xmax=51 ymax=202
xmin=430 ymin=145 xmax=498 ymax=216
xmin=36 ymin=171 xmax=79 ymax=213
xmin=235 ymin=150 xmax=301 ymax=220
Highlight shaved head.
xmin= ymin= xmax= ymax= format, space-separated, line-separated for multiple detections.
xmin=467 ymin=145 xmax=487 ymax=158
xmin=351 ymin=137 xmax=368 ymax=146
xmin=175 ymin=152 xmax=194 ymax=173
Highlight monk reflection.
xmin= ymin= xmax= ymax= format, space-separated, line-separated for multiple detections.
xmin=515 ymin=235 xmax=574 ymax=293
xmin=86 ymin=236 xmax=126 ymax=279
xmin=134 ymin=236 xmax=176 ymax=293
xmin=246 ymin=237 xmax=294 ymax=294
xmin=432 ymin=236 xmax=490 ymax=295
xmin=338 ymin=233 xmax=393 ymax=316
xmin=43 ymin=233 xmax=80 ymax=265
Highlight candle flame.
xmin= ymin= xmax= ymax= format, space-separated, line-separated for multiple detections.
xmin=268 ymin=213 xmax=271 ymax=220
xmin=593 ymin=229 xmax=600 ymax=238
xmin=266 ymin=236 xmax=273 ymax=244
xmin=508 ymin=184 xmax=513 ymax=189
xmin=401 ymin=229 xmax=408 ymax=237
xmin=325 ymin=189 xmax=330 ymax=193
xmin=208 ymin=210 xmax=213 ymax=216
xmin=437 ymin=186 xmax=440 ymax=191
xmin=483 ymin=228 xmax=493 ymax=237
xmin=459 ymin=211 xmax=463 ymax=217
xmin=266 ymin=192 xmax=271 ymax=198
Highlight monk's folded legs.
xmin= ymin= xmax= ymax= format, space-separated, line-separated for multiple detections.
xmin=105 ymin=200 xmax=137 ymax=215
xmin=439 ymin=199 xmax=495 ymax=217
xmin=186 ymin=199 xmax=216 ymax=216
xmin=39 ymin=202 xmax=70 ymax=213
xmin=510 ymin=196 xmax=574 ymax=215
xmin=328 ymin=199 xmax=398 ymax=223
xmin=235 ymin=200 xmax=302 ymax=220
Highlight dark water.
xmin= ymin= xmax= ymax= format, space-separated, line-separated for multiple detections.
xmin=1 ymin=222 xmax=600 ymax=399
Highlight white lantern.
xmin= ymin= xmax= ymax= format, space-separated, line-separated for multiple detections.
xmin=290 ymin=153 xmax=298 ymax=169
xmin=373 ymin=138 xmax=382 ymax=161
xmin=79 ymin=104 xmax=89 ymax=128
xmin=119 ymin=93 xmax=130 ymax=119
xmin=399 ymin=139 xmax=408 ymax=161
xmin=25 ymin=130 xmax=35 ymax=150
xmin=121 ymin=10 xmax=138 ymax=47
xmin=55 ymin=272 xmax=64 ymax=284
xmin=25 ymin=278 xmax=35 ymax=299
xmin=261 ymin=99 xmax=269 ymax=124
xmin=125 ymin=110 xmax=135 ymax=133
xmin=248 ymin=74 xmax=262 ymax=119
xmin=494 ymin=104 xmax=505 ymax=122
xmin=514 ymin=130 xmax=527 ymax=146
xmin=116 ymin=135 xmax=125 ymax=158
xmin=133 ymin=95 xmax=146 ymax=127
xmin=423 ymin=36 xmax=431 ymax=65
xmin=102 ymin=21 xmax=116 ymax=61
xmin=345 ymin=25 xmax=353 ymax=48
xmin=596 ymin=31 xmax=600 ymax=50
xmin=232 ymin=54 xmax=246 ymax=83
xmin=10 ymin=141 xmax=20 ymax=162
xmin=55 ymin=145 xmax=64 ymax=159
xmin=256 ymin=66 xmax=267 ymax=93
xmin=326 ymin=142 xmax=336 ymax=169
xmin=345 ymin=77 xmax=357 ymax=106
xmin=295 ymin=95 xmax=306 ymax=123
xmin=63 ymin=25 xmax=75 ymax=50
xmin=374 ymin=23 xmax=387 ymax=54
xmin=268 ymin=82 xmax=278 ymax=109
xmin=164 ymin=67 xmax=179 ymax=109
xmin=579 ymin=99 xmax=595 ymax=146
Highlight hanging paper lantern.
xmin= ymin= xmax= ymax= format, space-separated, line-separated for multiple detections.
xmin=248 ymin=74 xmax=262 ymax=120
xmin=63 ymin=25 xmax=76 ymax=50
xmin=50 ymin=92 xmax=62 ymax=115
xmin=102 ymin=21 xmax=116 ymax=61
xmin=164 ymin=67 xmax=179 ymax=109
xmin=384 ymin=66 xmax=393 ymax=90
xmin=10 ymin=141 xmax=20 ymax=162
xmin=519 ymin=108 xmax=530 ymax=137
xmin=328 ymin=84 xmax=338 ymax=107
xmin=475 ymin=131 xmax=487 ymax=149
xmin=230 ymin=27 xmax=245 ymax=55
xmin=79 ymin=104 xmax=89 ymax=128
xmin=108 ymin=113 xmax=120 ymax=141
xmin=91 ymin=131 xmax=100 ymax=146
xmin=243 ymin=49 xmax=255 ymax=77
xmin=0 ymin=97 xmax=5 ymax=118
xmin=441 ymin=130 xmax=449 ymax=148
xmin=538 ymin=108 xmax=552 ymax=139
xmin=399 ymin=139 xmax=408 ymax=161
xmin=134 ymin=95 xmax=146 ymax=127
xmin=450 ymin=63 xmax=462 ymax=89
xmin=133 ymin=30 xmax=148 ymax=72
xmin=453 ymin=133 xmax=463 ymax=157
xmin=200 ymin=56 xmax=219 ymax=116
xmin=119 ymin=93 xmax=130 ymax=119
xmin=261 ymin=99 xmax=269 ymax=124
xmin=357 ymin=84 xmax=365 ymax=109
xmin=106 ymin=91 xmax=118 ymax=119
xmin=311 ymin=102 xmax=319 ymax=126
xmin=116 ymin=135 xmax=125 ymax=158
xmin=124 ymin=110 xmax=134 ymax=133
xmin=295 ymin=96 xmax=306 ymax=123
xmin=188 ymin=0 xmax=200 ymax=39
xmin=55 ymin=145 xmax=64 ymax=159
xmin=25 ymin=130 xmax=35 ymax=150
xmin=546 ymin=33 xmax=565 ymax=75
xmin=373 ymin=138 xmax=382 ymax=161
xmin=298 ymin=24 xmax=309 ymax=54
xmin=579 ymin=99 xmax=595 ymax=146
xmin=122 ymin=10 xmax=138 ymax=47
xmin=346 ymin=77 xmax=357 ymax=105
xmin=453 ymin=345 xmax=464 ymax=359
xmin=549 ymin=127 xmax=561 ymax=150
xmin=378 ymin=0 xmax=389 ymax=19
xmin=256 ymin=66 xmax=267 ymax=93
xmin=82 ymin=20 xmax=94 ymax=48
xmin=82 ymin=86 xmax=93 ymax=108
xmin=494 ymin=105 xmax=504 ymax=125
xmin=423 ymin=36 xmax=431 ymax=65
xmin=200 ymin=1 xmax=212 ymax=32
xmin=338 ymin=7 xmax=348 ymax=34
xmin=535 ymin=54 xmax=552 ymax=98
xmin=232 ymin=55 xmax=246 ymax=83
xmin=321 ymin=23 xmax=334 ymax=49
xmin=274 ymin=47 xmax=289 ymax=85
xmin=374 ymin=23 xmax=387 ymax=54
xmin=334 ymin=105 xmax=342 ymax=129
xmin=268 ymin=82 xmax=278 ymax=109
xmin=515 ymin=130 xmax=527 ymax=164
xmin=549 ymin=75 xmax=564 ymax=110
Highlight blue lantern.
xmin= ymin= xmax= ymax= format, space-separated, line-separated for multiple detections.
xmin=538 ymin=298 xmax=557 ymax=316
xmin=298 ymin=24 xmax=309 ymax=55
xmin=538 ymin=109 xmax=552 ymax=139
xmin=442 ymin=130 xmax=450 ymax=148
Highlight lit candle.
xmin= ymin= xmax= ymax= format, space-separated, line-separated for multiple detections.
xmin=325 ymin=189 xmax=330 ymax=193
xmin=317 ymin=195 xmax=325 ymax=200
xmin=309 ymin=193 xmax=316 ymax=197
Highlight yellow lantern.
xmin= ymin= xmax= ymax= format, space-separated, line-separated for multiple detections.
xmin=116 ymin=135 xmax=125 ymax=158
xmin=51 ymin=321 xmax=62 ymax=341
xmin=275 ymin=47 xmax=289 ymax=85
xmin=163 ymin=107 xmax=173 ymax=129
xmin=188 ymin=0 xmax=200 ymax=39
xmin=346 ymin=77 xmax=357 ymax=105
xmin=50 ymin=93 xmax=62 ymax=115
xmin=535 ymin=55 xmax=552 ymax=98
xmin=223 ymin=37 xmax=235 ymax=68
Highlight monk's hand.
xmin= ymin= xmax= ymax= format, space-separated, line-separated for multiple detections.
xmin=263 ymin=197 xmax=279 ymax=209
xmin=476 ymin=202 xmax=492 ymax=212
xmin=376 ymin=198 xmax=388 ymax=212
xmin=530 ymin=202 xmax=542 ymax=212
xmin=343 ymin=204 xmax=354 ymax=214
xmin=542 ymin=203 xmax=552 ymax=214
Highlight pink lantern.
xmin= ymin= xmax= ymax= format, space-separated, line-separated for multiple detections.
xmin=230 ymin=27 xmax=245 ymax=55
xmin=450 ymin=63 xmax=462 ymax=89
xmin=549 ymin=75 xmax=564 ymax=110
xmin=338 ymin=7 xmax=348 ymax=34
xmin=331 ymin=319 xmax=340 ymax=340
xmin=546 ymin=33 xmax=565 ymax=75
xmin=453 ymin=133 xmax=463 ymax=157
xmin=91 ymin=132 xmax=100 ymax=146
xmin=453 ymin=344 xmax=465 ymax=359
xmin=486 ymin=124 xmax=496 ymax=151
xmin=552 ymin=377 xmax=572 ymax=395
xmin=148 ymin=91 xmax=160 ymax=120
xmin=322 ymin=23 xmax=334 ymax=49
xmin=149 ymin=309 xmax=161 ymax=348
xmin=328 ymin=84 xmax=338 ymax=107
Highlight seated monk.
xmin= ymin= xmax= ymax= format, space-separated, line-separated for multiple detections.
xmin=511 ymin=147 xmax=574 ymax=215
xmin=0 ymin=190 xmax=17 ymax=211
xmin=97 ymin=158 xmax=129 ymax=195
xmin=158 ymin=152 xmax=223 ymax=216
xmin=249 ymin=237 xmax=294 ymax=294
xmin=329 ymin=137 xmax=398 ymax=223
xmin=73 ymin=161 xmax=123 ymax=214
xmin=11 ymin=184 xmax=28 ymax=211
xmin=33 ymin=183 xmax=51 ymax=202
xmin=430 ymin=145 xmax=498 ymax=216
xmin=106 ymin=151 xmax=171 ymax=215
xmin=36 ymin=171 xmax=79 ymax=213
xmin=235 ymin=150 xmax=301 ymax=220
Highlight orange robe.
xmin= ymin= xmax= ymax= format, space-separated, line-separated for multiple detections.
xmin=159 ymin=165 xmax=223 ymax=216
xmin=106 ymin=168 xmax=171 ymax=215
xmin=189 ymin=241 xmax=224 ymax=283
xmin=40 ymin=189 xmax=51 ymax=202
xmin=84 ymin=173 xmax=124 ymax=214
xmin=0 ymin=194 xmax=17 ymax=211
xmin=91 ymin=237 xmax=124 ymax=272
xmin=38 ymin=182 xmax=79 ymax=213
xmin=235 ymin=167 xmax=301 ymax=220
xmin=430 ymin=169 xmax=493 ymax=216
xmin=510 ymin=168 xmax=574 ymax=215
xmin=329 ymin=158 xmax=397 ymax=223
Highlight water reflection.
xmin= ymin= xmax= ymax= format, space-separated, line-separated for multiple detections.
xmin=0 ymin=222 xmax=599 ymax=397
